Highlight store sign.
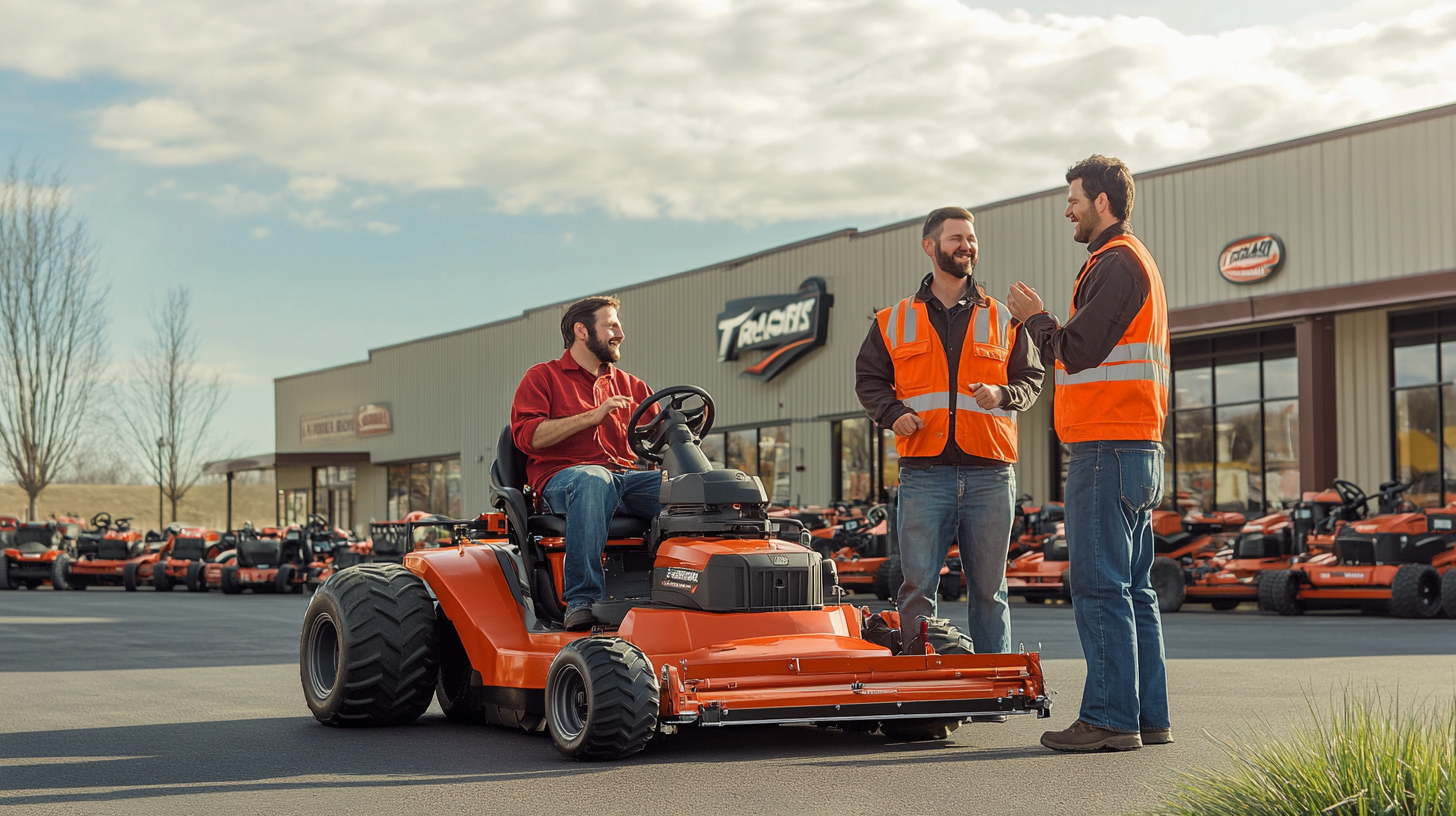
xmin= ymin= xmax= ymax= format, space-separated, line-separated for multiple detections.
xmin=301 ymin=403 xmax=393 ymax=445
xmin=715 ymin=277 xmax=833 ymax=382
xmin=1219 ymin=234 xmax=1285 ymax=285
xmin=356 ymin=403 xmax=392 ymax=437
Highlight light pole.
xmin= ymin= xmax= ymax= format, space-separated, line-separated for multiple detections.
xmin=156 ymin=436 xmax=165 ymax=531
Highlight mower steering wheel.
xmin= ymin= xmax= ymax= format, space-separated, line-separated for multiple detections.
xmin=90 ymin=512 xmax=112 ymax=530
xmin=866 ymin=504 xmax=888 ymax=526
xmin=627 ymin=385 xmax=715 ymax=464
xmin=1332 ymin=479 xmax=1368 ymax=519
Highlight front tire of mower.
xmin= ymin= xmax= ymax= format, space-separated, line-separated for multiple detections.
xmin=0 ymin=557 xmax=13 ymax=590
xmin=938 ymin=572 xmax=962 ymax=602
xmin=872 ymin=553 xmax=903 ymax=602
xmin=1150 ymin=556 xmax=1184 ymax=613
xmin=220 ymin=565 xmax=242 ymax=595
xmin=1443 ymin=569 xmax=1456 ymax=619
xmin=436 ymin=617 xmax=483 ymax=724
xmin=275 ymin=564 xmax=298 ymax=595
xmin=123 ymin=562 xmax=140 ymax=591
xmin=50 ymin=556 xmax=70 ymax=591
xmin=545 ymin=637 xmax=659 ymax=761
xmin=881 ymin=718 xmax=962 ymax=742
xmin=1258 ymin=569 xmax=1303 ymax=616
xmin=1390 ymin=563 xmax=1441 ymax=619
xmin=154 ymin=563 xmax=173 ymax=592
xmin=300 ymin=563 xmax=439 ymax=727
xmin=186 ymin=561 xmax=207 ymax=592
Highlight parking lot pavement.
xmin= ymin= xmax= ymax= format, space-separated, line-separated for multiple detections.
xmin=3 ymin=589 xmax=1454 ymax=816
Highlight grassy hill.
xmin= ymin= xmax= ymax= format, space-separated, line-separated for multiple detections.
xmin=0 ymin=483 xmax=280 ymax=532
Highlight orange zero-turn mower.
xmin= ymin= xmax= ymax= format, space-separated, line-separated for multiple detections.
xmin=299 ymin=386 xmax=1052 ymax=761
xmin=51 ymin=514 xmax=161 ymax=591
xmin=1148 ymin=510 xmax=1248 ymax=611
xmin=1260 ymin=480 xmax=1455 ymax=618
xmin=813 ymin=503 xmax=897 ymax=599
xmin=151 ymin=526 xmax=224 ymax=592
xmin=214 ymin=523 xmax=304 ymax=594
xmin=948 ymin=496 xmax=1067 ymax=603
xmin=2 ymin=516 xmax=64 ymax=590
xmin=1157 ymin=510 xmax=1295 ymax=612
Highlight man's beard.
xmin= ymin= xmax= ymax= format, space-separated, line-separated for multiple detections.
xmin=1072 ymin=204 xmax=1098 ymax=243
xmin=586 ymin=332 xmax=620 ymax=364
xmin=934 ymin=245 xmax=975 ymax=279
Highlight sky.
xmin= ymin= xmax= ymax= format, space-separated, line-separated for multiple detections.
xmin=1 ymin=0 xmax=1455 ymax=462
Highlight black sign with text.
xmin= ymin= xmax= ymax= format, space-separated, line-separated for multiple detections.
xmin=715 ymin=277 xmax=832 ymax=382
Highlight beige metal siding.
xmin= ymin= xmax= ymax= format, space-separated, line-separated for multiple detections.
xmin=1336 ymin=309 xmax=1391 ymax=492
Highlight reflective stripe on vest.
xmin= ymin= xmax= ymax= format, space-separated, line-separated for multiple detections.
xmin=1055 ymin=361 xmax=1169 ymax=387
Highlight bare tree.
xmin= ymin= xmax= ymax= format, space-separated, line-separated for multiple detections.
xmin=0 ymin=161 xmax=109 ymax=520
xmin=120 ymin=287 xmax=228 ymax=524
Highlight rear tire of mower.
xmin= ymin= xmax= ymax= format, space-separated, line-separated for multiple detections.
xmin=50 ymin=556 xmax=70 ymax=591
xmin=301 ymin=563 xmax=439 ymax=727
xmin=938 ymin=572 xmax=962 ymax=602
xmin=186 ymin=561 xmax=207 ymax=592
xmin=123 ymin=562 xmax=140 ymax=591
xmin=1443 ymin=569 xmax=1456 ymax=619
xmin=873 ymin=554 xmax=903 ymax=602
xmin=545 ymin=637 xmax=659 ymax=761
xmin=154 ymin=563 xmax=173 ymax=592
xmin=275 ymin=564 xmax=297 ymax=595
xmin=881 ymin=718 xmax=962 ymax=742
xmin=1259 ymin=570 xmax=1303 ymax=616
xmin=1210 ymin=599 xmax=1239 ymax=611
xmin=0 ymin=557 xmax=12 ymax=590
xmin=1390 ymin=564 xmax=1441 ymax=619
xmin=1150 ymin=557 xmax=1184 ymax=613
xmin=220 ymin=565 xmax=242 ymax=595
xmin=436 ymin=617 xmax=483 ymax=724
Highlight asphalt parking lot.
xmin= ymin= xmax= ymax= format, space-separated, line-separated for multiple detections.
xmin=3 ymin=589 xmax=1454 ymax=816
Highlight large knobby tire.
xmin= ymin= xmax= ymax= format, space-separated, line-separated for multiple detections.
xmin=186 ymin=561 xmax=208 ymax=592
xmin=300 ymin=563 xmax=439 ymax=727
xmin=873 ymin=554 xmax=903 ymax=602
xmin=123 ymin=562 xmax=140 ymax=591
xmin=1259 ymin=570 xmax=1304 ymax=616
xmin=1059 ymin=568 xmax=1073 ymax=604
xmin=1389 ymin=564 xmax=1442 ymax=619
xmin=881 ymin=718 xmax=962 ymax=742
xmin=938 ymin=571 xmax=962 ymax=602
xmin=50 ymin=556 xmax=71 ymax=591
xmin=0 ymin=557 xmax=13 ymax=590
xmin=1150 ymin=557 xmax=1185 ymax=613
xmin=1443 ymin=569 xmax=1456 ymax=619
xmin=275 ymin=564 xmax=298 ymax=595
xmin=436 ymin=617 xmax=483 ymax=723
xmin=154 ymin=563 xmax=174 ymax=592
xmin=220 ymin=565 xmax=242 ymax=595
xmin=545 ymin=637 xmax=659 ymax=760
xmin=924 ymin=618 xmax=975 ymax=655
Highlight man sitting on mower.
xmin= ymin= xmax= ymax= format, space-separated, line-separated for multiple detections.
xmin=511 ymin=295 xmax=659 ymax=632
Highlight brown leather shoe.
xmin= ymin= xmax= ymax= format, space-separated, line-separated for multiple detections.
xmin=563 ymin=605 xmax=597 ymax=632
xmin=1040 ymin=719 xmax=1142 ymax=752
xmin=1141 ymin=727 xmax=1174 ymax=745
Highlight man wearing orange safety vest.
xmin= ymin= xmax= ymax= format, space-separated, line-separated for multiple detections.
xmin=1007 ymin=156 xmax=1172 ymax=753
xmin=855 ymin=206 xmax=1044 ymax=658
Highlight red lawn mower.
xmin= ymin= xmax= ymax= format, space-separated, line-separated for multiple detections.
xmin=151 ymin=525 xmax=225 ymax=592
xmin=51 ymin=514 xmax=161 ymax=591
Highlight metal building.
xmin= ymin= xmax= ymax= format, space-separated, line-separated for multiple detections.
xmin=255 ymin=102 xmax=1456 ymax=532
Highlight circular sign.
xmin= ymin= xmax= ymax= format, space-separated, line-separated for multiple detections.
xmin=1219 ymin=234 xmax=1285 ymax=285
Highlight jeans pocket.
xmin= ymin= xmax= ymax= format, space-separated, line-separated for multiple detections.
xmin=1116 ymin=448 xmax=1163 ymax=513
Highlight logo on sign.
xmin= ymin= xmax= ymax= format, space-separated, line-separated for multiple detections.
xmin=356 ymin=404 xmax=392 ymax=437
xmin=716 ymin=277 xmax=833 ymax=382
xmin=1219 ymin=234 xmax=1285 ymax=285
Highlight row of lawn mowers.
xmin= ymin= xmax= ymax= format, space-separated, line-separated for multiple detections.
xmin=776 ymin=477 xmax=1456 ymax=620
xmin=0 ymin=510 xmax=470 ymax=595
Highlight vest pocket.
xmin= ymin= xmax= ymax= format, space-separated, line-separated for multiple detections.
xmin=971 ymin=343 xmax=1009 ymax=361
xmin=891 ymin=338 xmax=931 ymax=360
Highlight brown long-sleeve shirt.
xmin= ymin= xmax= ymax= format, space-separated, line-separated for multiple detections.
xmin=854 ymin=273 xmax=1044 ymax=468
xmin=1021 ymin=223 xmax=1150 ymax=375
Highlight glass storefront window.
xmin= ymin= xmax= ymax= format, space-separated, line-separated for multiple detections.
xmin=1394 ymin=343 xmax=1438 ymax=387
xmin=447 ymin=459 xmax=463 ymax=519
xmin=1174 ymin=364 xmax=1212 ymax=408
xmin=1263 ymin=357 xmax=1299 ymax=400
xmin=1214 ymin=360 xmax=1261 ymax=405
xmin=387 ymin=465 xmax=408 ymax=520
xmin=388 ymin=457 xmax=464 ymax=518
xmin=277 ymin=489 xmax=309 ymax=526
xmin=1215 ymin=404 xmax=1262 ymax=512
xmin=881 ymin=429 xmax=900 ymax=494
xmin=836 ymin=418 xmax=874 ymax=502
xmin=1389 ymin=308 xmax=1456 ymax=508
xmin=700 ymin=433 xmax=726 ymax=469
xmin=1174 ymin=409 xmax=1214 ymax=514
xmin=726 ymin=430 xmax=757 ymax=474
xmin=758 ymin=425 xmax=792 ymax=505
xmin=1395 ymin=387 xmax=1441 ymax=505
xmin=1263 ymin=399 xmax=1300 ymax=509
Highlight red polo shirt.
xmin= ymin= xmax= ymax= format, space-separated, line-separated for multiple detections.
xmin=511 ymin=351 xmax=655 ymax=493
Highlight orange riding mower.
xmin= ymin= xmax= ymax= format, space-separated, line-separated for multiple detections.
xmin=305 ymin=511 xmax=483 ymax=590
xmin=935 ymin=496 xmax=1064 ymax=602
xmin=50 ymin=513 xmax=164 ymax=591
xmin=149 ymin=526 xmax=225 ymax=592
xmin=1259 ymin=480 xmax=1456 ymax=618
xmin=200 ymin=523 xmax=300 ymax=594
xmin=299 ymin=386 xmax=1050 ymax=761
xmin=2 ymin=516 xmax=60 ymax=590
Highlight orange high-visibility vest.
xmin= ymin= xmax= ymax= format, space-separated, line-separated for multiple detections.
xmin=877 ymin=294 xmax=1019 ymax=463
xmin=1054 ymin=233 xmax=1169 ymax=443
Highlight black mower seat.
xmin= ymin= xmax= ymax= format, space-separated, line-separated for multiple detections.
xmin=237 ymin=538 xmax=284 ymax=567
xmin=528 ymin=514 xmax=651 ymax=539
xmin=96 ymin=539 xmax=131 ymax=561
xmin=491 ymin=426 xmax=651 ymax=541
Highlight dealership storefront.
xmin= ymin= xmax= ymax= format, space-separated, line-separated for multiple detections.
xmin=262 ymin=103 xmax=1456 ymax=533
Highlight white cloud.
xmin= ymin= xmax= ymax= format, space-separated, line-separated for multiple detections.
xmin=176 ymin=183 xmax=275 ymax=214
xmin=289 ymin=207 xmax=343 ymax=230
xmin=350 ymin=193 xmax=387 ymax=209
xmin=4 ymin=1 xmax=1456 ymax=222
xmin=287 ymin=175 xmax=341 ymax=201
xmin=365 ymin=220 xmax=399 ymax=235
xmin=251 ymin=226 xmax=269 ymax=239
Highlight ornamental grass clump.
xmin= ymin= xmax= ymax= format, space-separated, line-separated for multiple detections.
xmin=1146 ymin=690 xmax=1454 ymax=816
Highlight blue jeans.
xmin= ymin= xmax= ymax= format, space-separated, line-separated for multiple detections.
xmin=895 ymin=465 xmax=1015 ymax=654
xmin=541 ymin=466 xmax=663 ymax=609
xmin=1064 ymin=440 xmax=1169 ymax=733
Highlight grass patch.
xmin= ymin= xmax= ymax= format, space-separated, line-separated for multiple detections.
xmin=1145 ymin=690 xmax=1454 ymax=816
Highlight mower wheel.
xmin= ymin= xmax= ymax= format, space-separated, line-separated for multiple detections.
xmin=123 ymin=562 xmax=140 ymax=591
xmin=881 ymin=718 xmax=962 ymax=742
xmin=0 ymin=557 xmax=12 ymax=590
xmin=1443 ymin=569 xmax=1456 ymax=619
xmin=275 ymin=564 xmax=298 ymax=595
xmin=873 ymin=553 xmax=903 ymax=602
xmin=1150 ymin=557 xmax=1184 ymax=613
xmin=220 ymin=566 xmax=242 ymax=595
xmin=1210 ymin=599 xmax=1239 ymax=611
xmin=186 ymin=561 xmax=208 ymax=592
xmin=925 ymin=619 xmax=975 ymax=655
xmin=1259 ymin=570 xmax=1304 ymax=616
xmin=938 ymin=572 xmax=962 ymax=602
xmin=436 ymin=617 xmax=483 ymax=723
xmin=50 ymin=556 xmax=71 ymax=591
xmin=1390 ymin=564 xmax=1441 ymax=619
xmin=545 ymin=637 xmax=659 ymax=761
xmin=154 ymin=563 xmax=173 ymax=592
xmin=1025 ymin=596 xmax=1046 ymax=604
xmin=301 ymin=563 xmax=439 ymax=728
xmin=1059 ymin=569 xmax=1073 ymax=604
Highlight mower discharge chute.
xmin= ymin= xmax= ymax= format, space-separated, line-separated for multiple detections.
xmin=300 ymin=385 xmax=1051 ymax=761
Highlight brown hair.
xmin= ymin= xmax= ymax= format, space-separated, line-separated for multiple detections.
xmin=1066 ymin=155 xmax=1134 ymax=222
xmin=922 ymin=206 xmax=975 ymax=241
xmin=560 ymin=295 xmax=620 ymax=349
